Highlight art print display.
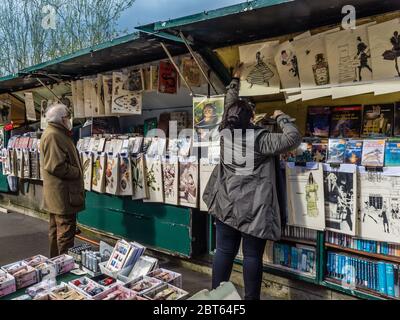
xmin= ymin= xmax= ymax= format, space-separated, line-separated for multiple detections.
xmin=385 ymin=140 xmax=400 ymax=166
xmin=361 ymin=139 xmax=386 ymax=167
xmin=73 ymin=80 xmax=85 ymax=118
xmin=274 ymin=41 xmax=300 ymax=89
xmin=193 ymin=96 xmax=224 ymax=145
xmin=150 ymin=65 xmax=159 ymax=91
xmin=83 ymin=79 xmax=94 ymax=117
xmin=199 ymin=159 xmax=216 ymax=211
xmin=22 ymin=149 xmax=30 ymax=178
xmin=144 ymin=157 xmax=164 ymax=203
xmin=131 ymin=155 xmax=148 ymax=201
xmin=181 ymin=57 xmax=202 ymax=88
xmin=143 ymin=66 xmax=151 ymax=91
xmin=323 ymin=164 xmax=357 ymax=236
xmin=29 ymin=151 xmax=40 ymax=180
xmin=325 ymin=24 xmax=373 ymax=84
xmin=158 ymin=61 xmax=178 ymax=94
xmin=179 ymin=158 xmax=199 ymax=208
xmin=162 ymin=158 xmax=179 ymax=206
xmin=95 ymin=75 xmax=105 ymax=116
xmin=170 ymin=112 xmax=188 ymax=132
xmin=81 ymin=152 xmax=93 ymax=191
xmin=24 ymin=92 xmax=37 ymax=121
xmin=105 ymin=154 xmax=120 ymax=195
xmin=344 ymin=140 xmax=363 ymax=165
xmin=362 ymin=104 xmax=394 ymax=137
xmin=294 ymin=34 xmax=331 ymax=87
xmin=102 ymin=75 xmax=113 ymax=115
xmin=15 ymin=149 xmax=23 ymax=178
xmin=368 ymin=19 xmax=400 ymax=80
xmin=119 ymin=155 xmax=133 ymax=196
xmin=305 ymin=106 xmax=331 ymax=138
xmin=91 ymin=154 xmax=106 ymax=193
xmin=112 ymin=72 xmax=142 ymax=115
xmin=126 ymin=69 xmax=145 ymax=92
xmin=286 ymin=163 xmax=325 ymax=231
xmin=129 ymin=137 xmax=143 ymax=155
xmin=329 ymin=105 xmax=362 ymax=138
xmin=359 ymin=169 xmax=400 ymax=244
xmin=8 ymin=149 xmax=16 ymax=177
xmin=146 ymin=137 xmax=167 ymax=158
xmin=239 ymin=41 xmax=280 ymax=96
xmin=327 ymin=139 xmax=346 ymax=164
xmin=312 ymin=142 xmax=328 ymax=163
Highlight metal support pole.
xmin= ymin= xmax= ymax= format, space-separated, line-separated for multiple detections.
xmin=179 ymin=31 xmax=219 ymax=95
xmin=35 ymin=78 xmax=62 ymax=103
xmin=160 ymin=42 xmax=194 ymax=96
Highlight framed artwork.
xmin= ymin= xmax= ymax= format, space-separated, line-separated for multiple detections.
xmin=368 ymin=19 xmax=400 ymax=80
xmin=81 ymin=152 xmax=93 ymax=191
xmin=181 ymin=57 xmax=202 ymax=88
xmin=143 ymin=156 xmax=164 ymax=203
xmin=131 ymin=155 xmax=148 ymax=201
xmin=105 ymin=154 xmax=119 ymax=195
xmin=199 ymin=159 xmax=216 ymax=211
xmin=102 ymin=75 xmax=113 ymax=116
xmin=239 ymin=40 xmax=280 ymax=96
xmin=325 ymin=24 xmax=373 ymax=84
xmin=162 ymin=157 xmax=179 ymax=206
xmin=193 ymin=96 xmax=224 ymax=146
xmin=158 ymin=61 xmax=178 ymax=94
xmin=359 ymin=168 xmax=400 ymax=244
xmin=286 ymin=163 xmax=325 ymax=231
xmin=323 ymin=164 xmax=357 ymax=236
xmin=119 ymin=155 xmax=133 ymax=196
xmin=91 ymin=153 xmax=106 ymax=193
xmin=112 ymin=72 xmax=142 ymax=115
xmin=179 ymin=157 xmax=199 ymax=208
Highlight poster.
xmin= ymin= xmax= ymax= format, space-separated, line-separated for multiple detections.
xmin=91 ymin=153 xmax=106 ymax=193
xmin=105 ymin=154 xmax=119 ymax=195
xmin=83 ymin=78 xmax=94 ymax=117
xmin=95 ymin=75 xmax=105 ymax=116
xmin=81 ymin=152 xmax=93 ymax=191
xmin=239 ymin=41 xmax=280 ymax=96
xmin=126 ymin=69 xmax=145 ymax=92
xmin=193 ymin=96 xmax=224 ymax=146
xmin=199 ymin=159 xmax=216 ymax=211
xmin=325 ymin=24 xmax=373 ymax=84
xmin=323 ymin=164 xmax=357 ymax=236
xmin=361 ymin=139 xmax=386 ymax=167
xmin=359 ymin=168 xmax=400 ymax=244
xmin=368 ymin=19 xmax=400 ymax=80
xmin=294 ymin=33 xmax=332 ymax=88
xmin=158 ymin=61 xmax=178 ymax=94
xmin=179 ymin=157 xmax=199 ymax=208
xmin=119 ymin=155 xmax=133 ymax=196
xmin=24 ymin=92 xmax=37 ymax=121
xmin=112 ymin=72 xmax=142 ymax=114
xmin=150 ymin=65 xmax=159 ymax=91
xmin=102 ymin=75 xmax=113 ymax=116
xmin=143 ymin=157 xmax=164 ymax=203
xmin=162 ymin=157 xmax=179 ymax=205
xmin=274 ymin=41 xmax=300 ymax=89
xmin=329 ymin=105 xmax=362 ymax=138
xmin=286 ymin=163 xmax=325 ymax=231
xmin=131 ymin=155 xmax=148 ymax=201
xmin=362 ymin=103 xmax=394 ymax=137
xmin=181 ymin=57 xmax=202 ymax=87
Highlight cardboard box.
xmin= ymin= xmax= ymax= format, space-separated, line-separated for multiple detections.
xmin=68 ymin=277 xmax=107 ymax=299
xmin=36 ymin=283 xmax=87 ymax=300
xmin=35 ymin=261 xmax=57 ymax=281
xmin=0 ymin=270 xmax=16 ymax=298
xmin=124 ymin=276 xmax=163 ymax=296
xmin=144 ymin=283 xmax=188 ymax=300
xmin=2 ymin=261 xmax=38 ymax=289
xmin=95 ymin=285 xmax=147 ymax=300
xmin=49 ymin=254 xmax=75 ymax=275
xmin=23 ymin=255 xmax=48 ymax=268
xmin=147 ymin=268 xmax=182 ymax=288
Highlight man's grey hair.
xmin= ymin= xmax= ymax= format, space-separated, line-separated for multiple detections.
xmin=46 ymin=103 xmax=69 ymax=124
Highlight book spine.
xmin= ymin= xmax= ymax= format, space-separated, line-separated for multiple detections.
xmin=378 ymin=262 xmax=387 ymax=295
xmin=386 ymin=263 xmax=395 ymax=297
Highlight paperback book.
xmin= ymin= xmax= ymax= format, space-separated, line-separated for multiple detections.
xmin=385 ymin=140 xmax=400 ymax=167
xmin=327 ymin=139 xmax=346 ymax=164
xmin=311 ymin=141 xmax=328 ymax=162
xmin=305 ymin=106 xmax=331 ymax=138
xmin=344 ymin=140 xmax=363 ymax=165
xmin=362 ymin=104 xmax=394 ymax=137
xmin=361 ymin=139 xmax=385 ymax=167
xmin=329 ymin=105 xmax=362 ymax=138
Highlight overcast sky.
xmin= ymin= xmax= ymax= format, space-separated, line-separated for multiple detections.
xmin=118 ymin=0 xmax=246 ymax=32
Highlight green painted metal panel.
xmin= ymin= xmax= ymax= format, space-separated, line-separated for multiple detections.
xmin=78 ymin=192 xmax=192 ymax=257
xmin=0 ymin=167 xmax=9 ymax=193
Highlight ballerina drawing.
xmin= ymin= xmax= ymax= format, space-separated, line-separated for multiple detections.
xmin=246 ymin=51 xmax=274 ymax=88
xmin=382 ymin=30 xmax=400 ymax=77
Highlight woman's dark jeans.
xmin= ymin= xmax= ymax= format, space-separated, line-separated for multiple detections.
xmin=212 ymin=219 xmax=267 ymax=300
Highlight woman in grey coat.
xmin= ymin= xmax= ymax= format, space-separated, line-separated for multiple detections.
xmin=203 ymin=64 xmax=302 ymax=300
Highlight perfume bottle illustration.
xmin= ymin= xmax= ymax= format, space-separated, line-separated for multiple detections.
xmin=312 ymin=53 xmax=330 ymax=85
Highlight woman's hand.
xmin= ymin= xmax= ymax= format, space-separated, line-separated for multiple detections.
xmin=271 ymin=110 xmax=285 ymax=120
xmin=233 ymin=62 xmax=244 ymax=78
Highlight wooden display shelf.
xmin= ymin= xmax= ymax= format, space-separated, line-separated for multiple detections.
xmin=325 ymin=243 xmax=400 ymax=264
xmin=324 ymin=277 xmax=399 ymax=301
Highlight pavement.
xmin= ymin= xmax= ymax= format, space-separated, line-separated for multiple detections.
xmin=0 ymin=211 xmax=273 ymax=300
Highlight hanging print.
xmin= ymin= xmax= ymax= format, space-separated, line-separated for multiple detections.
xmin=199 ymin=159 xmax=216 ymax=211
xmin=286 ymin=163 xmax=325 ymax=231
xmin=359 ymin=168 xmax=400 ymax=244
xmin=323 ymin=164 xmax=357 ymax=236
xmin=162 ymin=157 xmax=179 ymax=206
xmin=325 ymin=24 xmax=373 ymax=84
xmin=143 ymin=157 xmax=164 ymax=203
xmin=239 ymin=41 xmax=280 ymax=96
xmin=73 ymin=80 xmax=85 ymax=118
xmin=81 ymin=152 xmax=93 ymax=191
xmin=91 ymin=153 xmax=106 ymax=193
xmin=274 ymin=41 xmax=300 ymax=89
xmin=181 ymin=57 xmax=202 ymax=88
xmin=83 ymin=79 xmax=94 ymax=117
xmin=131 ymin=155 xmax=148 ymax=201
xmin=193 ymin=96 xmax=224 ymax=146
xmin=112 ymin=72 xmax=142 ymax=114
xmin=119 ymin=155 xmax=133 ymax=196
xmin=158 ymin=61 xmax=178 ymax=94
xmin=105 ymin=154 xmax=119 ymax=195
xmin=150 ymin=65 xmax=159 ymax=91
xmin=24 ymin=92 xmax=37 ymax=121
xmin=179 ymin=157 xmax=199 ymax=208
xmin=15 ymin=149 xmax=24 ymax=178
xmin=102 ymin=75 xmax=113 ymax=115
xmin=368 ymin=19 xmax=400 ymax=80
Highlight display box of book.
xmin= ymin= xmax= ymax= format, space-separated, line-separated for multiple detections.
xmin=143 ymin=283 xmax=188 ymax=301
xmin=95 ymin=285 xmax=147 ymax=300
xmin=26 ymin=278 xmax=57 ymax=299
xmin=147 ymin=268 xmax=182 ymax=288
xmin=0 ymin=270 xmax=16 ymax=298
xmin=68 ymin=277 xmax=107 ymax=300
xmin=35 ymin=261 xmax=57 ymax=282
xmin=90 ymin=274 xmax=121 ymax=289
xmin=124 ymin=276 xmax=164 ymax=296
xmin=34 ymin=283 xmax=87 ymax=300
xmin=118 ymin=255 xmax=158 ymax=283
xmin=99 ymin=261 xmax=134 ymax=283
xmin=1 ymin=261 xmax=38 ymax=290
xmin=49 ymin=254 xmax=75 ymax=276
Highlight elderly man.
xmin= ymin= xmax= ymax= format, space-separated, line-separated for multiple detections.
xmin=40 ymin=103 xmax=85 ymax=257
